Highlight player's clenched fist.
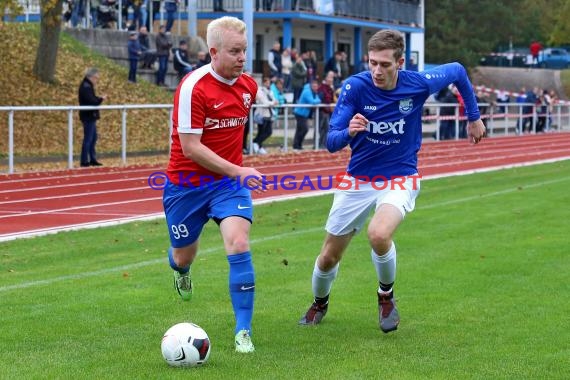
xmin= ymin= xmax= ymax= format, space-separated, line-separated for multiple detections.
xmin=349 ymin=113 xmax=369 ymax=137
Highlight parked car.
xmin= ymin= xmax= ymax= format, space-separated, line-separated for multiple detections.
xmin=537 ymin=48 xmax=570 ymax=69
xmin=480 ymin=48 xmax=529 ymax=68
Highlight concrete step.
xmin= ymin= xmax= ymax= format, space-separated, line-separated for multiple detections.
xmin=64 ymin=28 xmax=205 ymax=91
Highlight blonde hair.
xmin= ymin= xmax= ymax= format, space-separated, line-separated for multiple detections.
xmin=207 ymin=16 xmax=247 ymax=50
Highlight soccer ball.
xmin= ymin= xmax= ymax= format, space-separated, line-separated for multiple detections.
xmin=161 ymin=322 xmax=211 ymax=367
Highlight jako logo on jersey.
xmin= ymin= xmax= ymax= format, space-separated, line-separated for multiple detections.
xmin=364 ymin=105 xmax=377 ymax=111
xmin=366 ymin=118 xmax=406 ymax=134
xmin=243 ymin=93 xmax=252 ymax=108
xmin=399 ymin=98 xmax=413 ymax=114
xmin=204 ymin=116 xmax=248 ymax=129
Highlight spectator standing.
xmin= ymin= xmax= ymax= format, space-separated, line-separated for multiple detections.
xmin=290 ymin=47 xmax=298 ymax=62
xmin=172 ymin=40 xmax=193 ymax=82
xmin=339 ymin=51 xmax=350 ymax=83
xmin=213 ymin=0 xmax=226 ymax=11
xmin=164 ymin=0 xmax=178 ymax=32
xmin=357 ymin=53 xmax=369 ymax=73
xmin=317 ymin=71 xmax=335 ymax=149
xmin=270 ymin=77 xmax=287 ymax=143
xmin=495 ymin=89 xmax=509 ymax=114
xmin=138 ymin=0 xmax=148 ymax=30
xmin=291 ymin=52 xmax=307 ymax=103
xmin=267 ymin=41 xmax=282 ymax=79
xmin=543 ymin=89 xmax=553 ymax=131
xmin=325 ymin=51 xmax=343 ymax=88
xmin=548 ymin=89 xmax=558 ymax=130
xmin=151 ymin=0 xmax=161 ymax=27
xmin=293 ymin=79 xmax=322 ymax=150
xmin=78 ymin=68 xmax=106 ymax=167
xmin=270 ymin=77 xmax=287 ymax=109
xmin=127 ymin=31 xmax=141 ymax=83
xmin=126 ymin=0 xmax=142 ymax=29
xmin=63 ymin=0 xmax=73 ymax=25
xmin=281 ymin=47 xmax=293 ymax=92
xmin=476 ymin=89 xmax=490 ymax=128
xmin=71 ymin=0 xmax=84 ymax=27
xmin=522 ymin=87 xmax=538 ymax=133
xmin=530 ymin=40 xmax=543 ymax=68
xmin=155 ymin=25 xmax=172 ymax=86
xmin=305 ymin=50 xmax=318 ymax=82
xmin=256 ymin=0 xmax=272 ymax=11
xmin=515 ymin=87 xmax=527 ymax=133
xmin=138 ymin=26 xmax=156 ymax=69
xmin=451 ymin=85 xmax=467 ymax=138
xmin=536 ymin=89 xmax=550 ymax=133
xmin=90 ymin=0 xmax=100 ymax=28
xmin=435 ymin=86 xmax=457 ymax=140
xmin=252 ymin=77 xmax=278 ymax=154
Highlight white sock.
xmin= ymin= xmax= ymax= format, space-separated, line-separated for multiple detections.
xmin=311 ymin=258 xmax=339 ymax=299
xmin=371 ymin=242 xmax=396 ymax=292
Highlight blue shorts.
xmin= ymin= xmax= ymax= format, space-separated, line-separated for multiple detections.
xmin=162 ymin=178 xmax=253 ymax=248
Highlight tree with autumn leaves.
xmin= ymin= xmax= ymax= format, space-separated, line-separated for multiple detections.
xmin=33 ymin=0 xmax=64 ymax=83
xmin=1 ymin=0 xmax=62 ymax=83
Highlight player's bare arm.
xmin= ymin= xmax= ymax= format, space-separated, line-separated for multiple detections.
xmin=349 ymin=113 xmax=369 ymax=137
xmin=466 ymin=119 xmax=486 ymax=144
xmin=179 ymin=133 xmax=264 ymax=191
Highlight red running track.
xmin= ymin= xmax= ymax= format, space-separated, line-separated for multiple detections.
xmin=1 ymin=133 xmax=569 ymax=241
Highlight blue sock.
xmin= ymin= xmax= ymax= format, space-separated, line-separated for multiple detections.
xmin=227 ymin=251 xmax=255 ymax=335
xmin=168 ymin=247 xmax=189 ymax=274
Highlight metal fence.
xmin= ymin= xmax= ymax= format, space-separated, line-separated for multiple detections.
xmin=1 ymin=102 xmax=569 ymax=174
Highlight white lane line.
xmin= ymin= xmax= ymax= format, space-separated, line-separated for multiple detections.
xmin=0 ymin=167 xmax=156 ymax=184
xmin=0 ymin=227 xmax=323 ymax=292
xmin=0 ymin=176 xmax=149 ymax=195
xmin=0 ymin=156 xmax=568 ymax=238
xmin=1 ymin=166 xmax=568 ymax=291
xmin=0 ymin=192 xmax=329 ymax=242
xmin=0 ymin=210 xmax=154 ymax=217
xmin=0 ymin=186 xmax=151 ymax=205
xmin=0 ymin=213 xmax=165 ymax=242
xmin=0 ymin=197 xmax=162 ymax=219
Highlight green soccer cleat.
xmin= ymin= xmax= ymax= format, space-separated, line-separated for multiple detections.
xmin=173 ymin=270 xmax=192 ymax=301
xmin=234 ymin=329 xmax=255 ymax=353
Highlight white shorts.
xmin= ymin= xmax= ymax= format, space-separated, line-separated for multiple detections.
xmin=325 ymin=174 xmax=421 ymax=236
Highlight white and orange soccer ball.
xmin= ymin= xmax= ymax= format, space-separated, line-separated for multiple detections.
xmin=161 ymin=322 xmax=211 ymax=367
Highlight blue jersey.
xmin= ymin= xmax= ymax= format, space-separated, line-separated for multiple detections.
xmin=327 ymin=62 xmax=480 ymax=179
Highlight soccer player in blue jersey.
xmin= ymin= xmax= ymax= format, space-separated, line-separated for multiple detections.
xmin=299 ymin=29 xmax=486 ymax=332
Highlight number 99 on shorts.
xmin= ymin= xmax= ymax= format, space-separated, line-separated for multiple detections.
xmin=171 ymin=223 xmax=190 ymax=240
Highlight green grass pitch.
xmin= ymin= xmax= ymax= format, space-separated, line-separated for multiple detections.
xmin=1 ymin=161 xmax=569 ymax=379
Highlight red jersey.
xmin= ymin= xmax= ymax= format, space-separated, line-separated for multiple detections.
xmin=167 ymin=64 xmax=258 ymax=186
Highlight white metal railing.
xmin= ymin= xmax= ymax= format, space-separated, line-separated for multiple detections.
xmin=0 ymin=104 xmax=173 ymax=174
xmin=2 ymin=102 xmax=569 ymax=174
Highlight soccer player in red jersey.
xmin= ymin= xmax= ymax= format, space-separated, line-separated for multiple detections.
xmin=162 ymin=16 xmax=263 ymax=353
